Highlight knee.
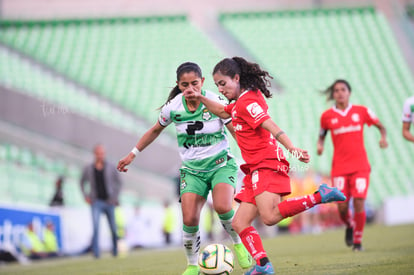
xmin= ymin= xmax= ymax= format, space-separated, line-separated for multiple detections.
xmin=260 ymin=213 xmax=279 ymax=226
xmin=213 ymin=201 xmax=232 ymax=215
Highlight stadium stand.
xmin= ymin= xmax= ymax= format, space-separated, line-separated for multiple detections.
xmin=0 ymin=16 xmax=224 ymax=125
xmin=0 ymin=7 xmax=413 ymax=208
xmin=219 ymin=7 xmax=414 ymax=206
xmin=0 ymin=45 xmax=147 ymax=136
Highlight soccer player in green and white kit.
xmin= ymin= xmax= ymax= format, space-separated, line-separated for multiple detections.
xmin=117 ymin=62 xmax=252 ymax=275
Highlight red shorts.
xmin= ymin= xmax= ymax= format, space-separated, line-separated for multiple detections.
xmin=331 ymin=171 xmax=370 ymax=202
xmin=235 ymin=168 xmax=291 ymax=205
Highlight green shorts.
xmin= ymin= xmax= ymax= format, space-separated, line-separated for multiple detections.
xmin=179 ymin=158 xmax=238 ymax=199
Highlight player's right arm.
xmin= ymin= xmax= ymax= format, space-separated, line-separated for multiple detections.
xmin=402 ymin=98 xmax=414 ymax=143
xmin=117 ymin=122 xmax=165 ymax=172
xmin=183 ymin=87 xmax=231 ymax=119
xmin=317 ymin=128 xmax=328 ymax=155
xmin=317 ymin=113 xmax=328 ymax=155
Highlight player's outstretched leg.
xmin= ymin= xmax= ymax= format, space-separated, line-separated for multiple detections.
xmin=182 ymin=265 xmax=199 ymax=275
xmin=318 ymin=183 xmax=346 ymax=203
xmin=244 ymin=262 xmax=275 ymax=275
xmin=234 ymin=243 xmax=253 ymax=269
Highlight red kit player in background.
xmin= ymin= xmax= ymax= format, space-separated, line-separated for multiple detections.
xmin=317 ymin=79 xmax=388 ymax=251
xmin=185 ymin=57 xmax=346 ymax=275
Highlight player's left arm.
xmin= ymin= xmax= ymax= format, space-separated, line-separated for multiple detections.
xmin=261 ymin=118 xmax=310 ymax=163
xmin=373 ymin=120 xmax=388 ymax=148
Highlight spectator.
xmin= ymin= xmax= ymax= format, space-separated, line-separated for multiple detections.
xmin=49 ymin=176 xmax=65 ymax=207
xmin=80 ymin=144 xmax=123 ymax=258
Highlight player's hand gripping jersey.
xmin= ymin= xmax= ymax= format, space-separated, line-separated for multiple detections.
xmin=159 ymin=90 xmax=232 ymax=172
xmin=320 ymin=104 xmax=379 ymax=176
xmin=223 ymin=90 xmax=288 ymax=173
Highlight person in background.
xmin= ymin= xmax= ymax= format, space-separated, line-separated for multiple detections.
xmin=317 ymin=79 xmax=388 ymax=251
xmin=49 ymin=176 xmax=64 ymax=207
xmin=402 ymin=95 xmax=414 ymax=143
xmin=80 ymin=144 xmax=123 ymax=258
xmin=162 ymin=201 xmax=176 ymax=245
xmin=42 ymin=220 xmax=59 ymax=257
xmin=20 ymin=222 xmax=47 ymax=260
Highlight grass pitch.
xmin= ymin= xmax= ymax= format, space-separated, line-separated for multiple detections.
xmin=1 ymin=223 xmax=413 ymax=274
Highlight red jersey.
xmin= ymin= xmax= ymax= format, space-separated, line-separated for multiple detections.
xmin=320 ymin=104 xmax=379 ymax=176
xmin=224 ymin=90 xmax=288 ymax=173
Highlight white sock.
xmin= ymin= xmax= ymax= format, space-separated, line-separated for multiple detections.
xmin=220 ymin=218 xmax=241 ymax=244
xmin=183 ymin=230 xmax=200 ymax=265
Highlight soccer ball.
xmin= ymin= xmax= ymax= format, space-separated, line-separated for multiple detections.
xmin=198 ymin=243 xmax=234 ymax=275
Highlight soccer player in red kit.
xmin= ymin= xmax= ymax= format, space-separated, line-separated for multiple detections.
xmin=317 ymin=79 xmax=388 ymax=251
xmin=184 ymin=57 xmax=346 ymax=275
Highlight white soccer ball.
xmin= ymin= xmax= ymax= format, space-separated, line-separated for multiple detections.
xmin=198 ymin=243 xmax=234 ymax=275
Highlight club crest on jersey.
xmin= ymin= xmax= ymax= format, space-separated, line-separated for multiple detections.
xmin=202 ymin=109 xmax=212 ymax=120
xmin=352 ymin=113 xmax=360 ymax=122
xmin=180 ymin=180 xmax=187 ymax=190
xmin=246 ymin=102 xmax=264 ymax=118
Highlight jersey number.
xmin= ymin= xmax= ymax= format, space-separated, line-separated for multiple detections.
xmin=186 ymin=121 xmax=204 ymax=135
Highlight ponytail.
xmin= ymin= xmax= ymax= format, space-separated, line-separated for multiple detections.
xmin=213 ymin=56 xmax=273 ymax=99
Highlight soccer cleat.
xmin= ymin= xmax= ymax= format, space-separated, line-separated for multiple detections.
xmin=345 ymin=227 xmax=353 ymax=247
xmin=234 ymin=243 xmax=253 ymax=269
xmin=318 ymin=183 xmax=346 ymax=203
xmin=352 ymin=243 xmax=363 ymax=252
xmin=182 ymin=264 xmax=199 ymax=275
xmin=244 ymin=262 xmax=275 ymax=275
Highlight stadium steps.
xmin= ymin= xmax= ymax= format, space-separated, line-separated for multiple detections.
xmin=0 ymin=16 xmax=225 ymax=129
xmin=0 ymin=43 xmax=152 ymax=138
xmin=219 ymin=7 xmax=414 ymax=206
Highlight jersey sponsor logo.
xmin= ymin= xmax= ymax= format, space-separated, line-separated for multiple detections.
xmin=234 ymin=124 xmax=242 ymax=131
xmin=174 ymin=114 xmax=182 ymax=121
xmin=160 ymin=115 xmax=168 ymax=123
xmin=332 ymin=124 xmax=361 ymax=135
xmin=202 ymin=109 xmax=212 ymax=121
xmin=246 ymin=102 xmax=264 ymax=119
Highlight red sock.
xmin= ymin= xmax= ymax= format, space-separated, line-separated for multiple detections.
xmin=278 ymin=193 xmax=321 ymax=218
xmin=239 ymin=226 xmax=267 ymax=264
xmin=339 ymin=209 xmax=354 ymax=228
xmin=353 ymin=211 xmax=366 ymax=244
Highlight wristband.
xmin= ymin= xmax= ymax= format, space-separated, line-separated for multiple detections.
xmin=131 ymin=147 xmax=139 ymax=156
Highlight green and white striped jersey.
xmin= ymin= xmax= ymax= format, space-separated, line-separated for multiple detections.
xmin=158 ymin=90 xmax=232 ymax=172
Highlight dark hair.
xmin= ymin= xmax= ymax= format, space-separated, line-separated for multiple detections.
xmin=322 ymin=79 xmax=352 ymax=101
xmin=161 ymin=62 xmax=203 ymax=108
xmin=212 ymin=57 xmax=273 ymax=98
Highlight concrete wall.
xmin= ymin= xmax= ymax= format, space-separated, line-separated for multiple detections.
xmin=0 ymin=86 xmax=181 ymax=199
